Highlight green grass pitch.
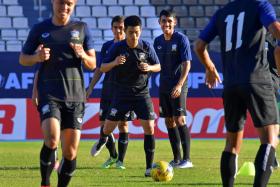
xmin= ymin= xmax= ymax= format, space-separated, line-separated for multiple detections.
xmin=0 ymin=140 xmax=279 ymax=187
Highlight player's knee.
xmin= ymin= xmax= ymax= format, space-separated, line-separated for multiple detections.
xmin=174 ymin=116 xmax=185 ymax=126
xmin=165 ymin=118 xmax=175 ymax=128
xmin=143 ymin=125 xmax=154 ymax=135
xmin=118 ymin=121 xmax=129 ymax=133
xmin=63 ymin=151 xmax=77 ymax=161
xmin=45 ymin=139 xmax=59 ymax=149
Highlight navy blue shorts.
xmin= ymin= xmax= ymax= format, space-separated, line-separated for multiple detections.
xmin=223 ymin=84 xmax=279 ymax=132
xmin=100 ymin=98 xmax=135 ymax=121
xmin=38 ymin=100 xmax=85 ymax=130
xmin=106 ymin=97 xmax=156 ymax=121
xmin=159 ymin=92 xmax=187 ymax=118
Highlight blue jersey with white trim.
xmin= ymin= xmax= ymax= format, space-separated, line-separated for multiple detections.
xmin=22 ymin=18 xmax=94 ymax=102
xmin=154 ymin=31 xmax=192 ymax=93
xmin=103 ymin=39 xmax=160 ymax=98
xmin=199 ymin=0 xmax=276 ymax=87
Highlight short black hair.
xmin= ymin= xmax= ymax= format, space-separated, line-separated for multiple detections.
xmin=111 ymin=15 xmax=125 ymax=27
xmin=124 ymin=15 xmax=142 ymax=29
xmin=159 ymin=9 xmax=176 ymax=18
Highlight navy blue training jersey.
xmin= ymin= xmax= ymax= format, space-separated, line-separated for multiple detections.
xmin=98 ymin=39 xmax=115 ymax=100
xmin=154 ymin=31 xmax=192 ymax=93
xmin=22 ymin=18 xmax=94 ymax=102
xmin=199 ymin=0 xmax=276 ymax=87
xmin=103 ymin=39 xmax=160 ymax=98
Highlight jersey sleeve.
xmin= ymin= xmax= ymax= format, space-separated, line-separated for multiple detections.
xmin=102 ymin=43 xmax=118 ymax=64
xmin=199 ymin=11 xmax=218 ymax=43
xmin=83 ymin=23 xmax=95 ymax=51
xmin=21 ymin=24 xmax=40 ymax=55
xmin=97 ymin=43 xmax=108 ymax=68
xmin=258 ymin=0 xmax=277 ymax=28
xmin=180 ymin=35 xmax=192 ymax=62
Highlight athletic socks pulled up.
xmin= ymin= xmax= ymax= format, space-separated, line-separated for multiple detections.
xmin=178 ymin=125 xmax=191 ymax=160
xmin=220 ymin=151 xmax=237 ymax=187
xmin=144 ymin=134 xmax=155 ymax=169
xmin=57 ymin=157 xmax=76 ymax=187
xmin=118 ymin=132 xmax=129 ymax=162
xmin=100 ymin=126 xmax=117 ymax=158
xmin=167 ymin=127 xmax=181 ymax=162
xmin=40 ymin=144 xmax=57 ymax=186
xmin=254 ymin=144 xmax=275 ymax=187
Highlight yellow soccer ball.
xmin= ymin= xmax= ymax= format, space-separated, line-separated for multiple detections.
xmin=151 ymin=161 xmax=174 ymax=182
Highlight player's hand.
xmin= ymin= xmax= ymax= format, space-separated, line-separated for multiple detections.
xmin=138 ymin=62 xmax=150 ymax=72
xmin=70 ymin=42 xmax=86 ymax=59
xmin=171 ymin=84 xmax=182 ymax=99
xmin=114 ymin=55 xmax=126 ymax=66
xmin=205 ymin=67 xmax=221 ymax=88
xmin=36 ymin=44 xmax=50 ymax=62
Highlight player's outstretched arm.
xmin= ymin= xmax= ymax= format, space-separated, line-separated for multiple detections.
xmin=194 ymin=39 xmax=221 ymax=88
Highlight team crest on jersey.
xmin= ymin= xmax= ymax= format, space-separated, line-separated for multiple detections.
xmin=41 ymin=104 xmax=50 ymax=115
xmin=70 ymin=30 xmax=80 ymax=40
xmin=172 ymin=44 xmax=177 ymax=52
xmin=157 ymin=45 xmax=162 ymax=50
xmin=41 ymin=32 xmax=50 ymax=38
xmin=139 ymin=52 xmax=146 ymax=61
xmin=110 ymin=108 xmax=118 ymax=116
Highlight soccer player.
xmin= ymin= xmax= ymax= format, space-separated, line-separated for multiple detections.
xmin=19 ymin=0 xmax=96 ymax=186
xmin=266 ymin=34 xmax=280 ymax=169
xmin=87 ymin=16 xmax=134 ymax=169
xmin=154 ymin=9 xmax=193 ymax=168
xmin=91 ymin=15 xmax=161 ymax=177
xmin=194 ymin=0 xmax=280 ymax=186
xmin=32 ymin=70 xmax=60 ymax=171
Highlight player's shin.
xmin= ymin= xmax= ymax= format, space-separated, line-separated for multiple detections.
xmin=178 ymin=125 xmax=191 ymax=160
xmin=144 ymin=134 xmax=155 ymax=169
xmin=57 ymin=157 xmax=76 ymax=187
xmin=253 ymin=144 xmax=275 ymax=187
xmin=40 ymin=144 xmax=57 ymax=186
xmin=118 ymin=132 xmax=129 ymax=162
xmin=220 ymin=151 xmax=238 ymax=187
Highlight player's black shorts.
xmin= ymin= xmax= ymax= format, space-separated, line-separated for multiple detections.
xmin=100 ymin=98 xmax=135 ymax=121
xmin=106 ymin=97 xmax=156 ymax=121
xmin=37 ymin=100 xmax=85 ymax=130
xmin=223 ymin=84 xmax=279 ymax=132
xmin=159 ymin=92 xmax=187 ymax=117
